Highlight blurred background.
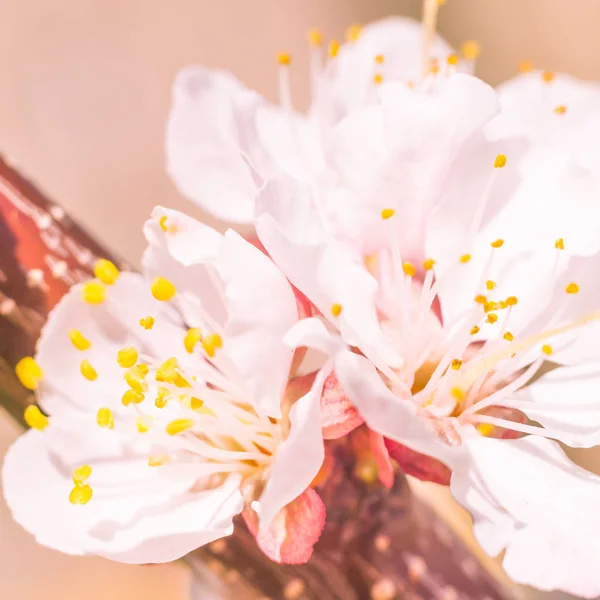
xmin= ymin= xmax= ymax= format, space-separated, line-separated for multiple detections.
xmin=1 ymin=0 xmax=599 ymax=598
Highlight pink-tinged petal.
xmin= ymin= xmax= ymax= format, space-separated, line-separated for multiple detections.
xmin=213 ymin=230 xmax=298 ymax=418
xmin=257 ymin=366 xmax=328 ymax=525
xmin=452 ymin=434 xmax=600 ymax=598
xmin=369 ymin=431 xmax=394 ymax=489
xmin=333 ymin=350 xmax=465 ymax=471
xmin=385 ymin=439 xmax=451 ymax=485
xmin=321 ymin=371 xmax=363 ymax=440
xmin=243 ymin=488 xmax=326 ymax=564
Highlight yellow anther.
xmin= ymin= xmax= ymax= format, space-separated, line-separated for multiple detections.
xmin=373 ymin=73 xmax=384 ymax=85
xmin=470 ymin=325 xmax=480 ymax=335
xmin=93 ymin=259 xmax=120 ymax=285
xmin=190 ymin=396 xmax=204 ymax=410
xmin=117 ymin=346 xmax=138 ymax=368
xmin=124 ymin=364 xmax=148 ymax=393
xmin=277 ymin=52 xmax=291 ymax=66
xmin=423 ymin=258 xmax=436 ymax=270
xmin=15 ymin=357 xmax=43 ymax=390
xmin=24 ymin=405 xmax=49 ymax=431
xmin=328 ymin=39 xmax=340 ymax=58
xmin=451 ymin=387 xmax=465 ymax=401
xmin=518 ymin=59 xmax=533 ymax=73
xmin=202 ymin=333 xmax=223 ymax=358
xmin=72 ymin=465 xmax=92 ymax=485
xmin=69 ymin=484 xmax=93 ymax=505
xmin=542 ymin=70 xmax=555 ymax=83
xmin=459 ymin=254 xmax=471 ymax=264
xmin=331 ymin=303 xmax=343 ymax=317
xmin=437 ymin=0 xmax=447 ymax=5
xmin=80 ymin=359 xmax=98 ymax=381
xmin=137 ymin=363 xmax=149 ymax=376
xmin=155 ymin=357 xmax=178 ymax=383
xmin=503 ymin=331 xmax=515 ymax=342
xmin=136 ymin=416 xmax=152 ymax=433
xmin=554 ymin=105 xmax=567 ymax=115
xmin=381 ymin=208 xmax=395 ymax=220
xmin=487 ymin=312 xmax=498 ymax=324
xmin=447 ymin=53 xmax=460 ymax=66
xmin=461 ymin=40 xmax=481 ymax=60
xmin=566 ymin=282 xmax=580 ymax=294
xmin=148 ymin=454 xmax=170 ymax=467
xmin=96 ymin=407 xmax=114 ymax=429
xmin=155 ymin=387 xmax=170 ymax=408
xmin=184 ymin=327 xmax=203 ymax=353
xmin=374 ymin=53 xmax=385 ymax=64
xmin=159 ymin=215 xmax=168 ymax=232
xmin=429 ymin=59 xmax=440 ymax=75
xmin=307 ymin=28 xmax=323 ymax=47
xmin=542 ymin=344 xmax=553 ymax=356
xmin=68 ymin=329 xmax=91 ymax=351
xmin=505 ymin=296 xmax=519 ymax=306
xmin=555 ymin=238 xmax=565 ymax=250
xmin=166 ymin=419 xmax=194 ymax=436
xmin=475 ymin=295 xmax=487 ymax=305
xmin=491 ymin=238 xmax=504 ymax=248
xmin=494 ymin=154 xmax=507 ymax=169
xmin=451 ymin=359 xmax=462 ymax=371
xmin=345 ymin=23 xmax=362 ymax=43
xmin=484 ymin=301 xmax=499 ymax=313
xmin=122 ymin=389 xmax=145 ymax=406
xmin=150 ymin=276 xmax=176 ymax=302
xmin=402 ymin=262 xmax=416 ymax=277
xmin=81 ymin=280 xmax=106 ymax=304
xmin=477 ymin=423 xmax=495 ymax=437
xmin=139 ymin=316 xmax=155 ymax=329
xmin=486 ymin=280 xmax=496 ymax=291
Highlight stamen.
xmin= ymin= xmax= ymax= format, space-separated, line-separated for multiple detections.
xmin=117 ymin=346 xmax=138 ymax=368
xmin=202 ymin=333 xmax=223 ymax=358
xmin=459 ymin=254 xmax=471 ymax=264
xmin=381 ymin=208 xmax=395 ymax=220
xmin=542 ymin=71 xmax=555 ymax=83
xmin=93 ymin=259 xmax=120 ymax=285
xmin=96 ymin=407 xmax=114 ymax=429
xmin=451 ymin=359 xmax=462 ymax=370
xmin=345 ymin=24 xmax=362 ymax=43
xmin=136 ymin=416 xmax=152 ymax=433
xmin=518 ymin=60 xmax=533 ymax=73
xmin=80 ymin=359 xmax=98 ymax=381
xmin=155 ymin=387 xmax=170 ymax=408
xmin=277 ymin=52 xmax=291 ymax=66
xmin=506 ymin=296 xmax=518 ymax=306
xmin=15 ymin=357 xmax=43 ymax=390
xmin=490 ymin=238 xmax=504 ymax=248
xmin=375 ymin=54 xmax=385 ymax=64
xmin=503 ymin=331 xmax=514 ymax=342
xmin=72 ymin=465 xmax=92 ymax=484
xmin=307 ymin=28 xmax=323 ymax=47
xmin=565 ymin=282 xmax=579 ymax=294
xmin=328 ymin=40 xmax=340 ymax=59
xmin=139 ymin=316 xmax=155 ymax=330
xmin=166 ymin=419 xmax=194 ymax=436
xmin=331 ymin=303 xmax=343 ymax=317
xmin=447 ymin=53 xmax=459 ymax=66
xmin=486 ymin=313 xmax=498 ymax=324
xmin=402 ymin=262 xmax=416 ymax=277
xmin=476 ymin=423 xmax=494 ymax=437
xmin=69 ymin=329 xmax=91 ymax=351
xmin=69 ymin=484 xmax=92 ymax=505
xmin=122 ymin=389 xmax=145 ymax=406
xmin=486 ymin=280 xmax=496 ymax=291
xmin=148 ymin=455 xmax=170 ymax=467
xmin=423 ymin=258 xmax=436 ymax=270
xmin=184 ymin=327 xmax=203 ymax=353
xmin=555 ymin=238 xmax=565 ymax=250
xmin=470 ymin=325 xmax=480 ymax=335
xmin=461 ymin=40 xmax=481 ymax=61
xmin=542 ymin=344 xmax=553 ymax=355
xmin=124 ymin=364 xmax=149 ymax=393
xmin=81 ymin=280 xmax=106 ymax=304
xmin=373 ymin=73 xmax=384 ymax=85
xmin=151 ymin=276 xmax=176 ymax=301
xmin=554 ymin=105 xmax=567 ymax=115
xmin=494 ymin=154 xmax=507 ymax=169
xmin=159 ymin=215 xmax=168 ymax=232
xmin=24 ymin=405 xmax=49 ymax=431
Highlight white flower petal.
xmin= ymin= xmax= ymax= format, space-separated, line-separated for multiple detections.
xmin=213 ymin=230 xmax=298 ymax=417
xmin=36 ymin=272 xmax=185 ymax=417
xmin=515 ymin=362 xmax=600 ymax=447
xmin=142 ymin=207 xmax=227 ymax=328
xmin=257 ymin=366 xmax=327 ymax=525
xmin=334 ymin=350 xmax=465 ymax=470
xmin=256 ymin=175 xmax=400 ymax=368
xmin=2 ymin=422 xmax=243 ymax=563
xmin=452 ymin=435 xmax=600 ymax=598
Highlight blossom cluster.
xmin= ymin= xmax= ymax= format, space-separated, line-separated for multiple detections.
xmin=5 ymin=15 xmax=600 ymax=598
